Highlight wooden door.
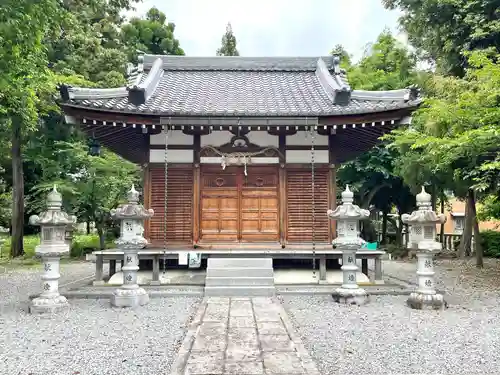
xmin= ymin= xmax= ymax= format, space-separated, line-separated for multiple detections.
xmin=240 ymin=167 xmax=279 ymax=242
xmin=200 ymin=167 xmax=239 ymax=241
xmin=200 ymin=166 xmax=279 ymax=242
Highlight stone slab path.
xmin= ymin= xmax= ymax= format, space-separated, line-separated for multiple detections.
xmin=169 ymin=297 xmax=320 ymax=375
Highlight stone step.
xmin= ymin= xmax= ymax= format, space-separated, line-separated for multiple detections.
xmin=204 ymin=285 xmax=276 ymax=297
xmin=206 ymin=267 xmax=274 ymax=278
xmin=207 ymin=257 xmax=273 ymax=268
xmin=205 ymin=276 xmax=274 ymax=286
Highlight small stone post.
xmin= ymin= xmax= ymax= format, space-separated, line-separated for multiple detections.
xmin=402 ymin=186 xmax=447 ymax=310
xmin=327 ymin=186 xmax=370 ymax=305
xmin=29 ymin=185 xmax=77 ymax=314
xmin=110 ymin=185 xmax=154 ymax=308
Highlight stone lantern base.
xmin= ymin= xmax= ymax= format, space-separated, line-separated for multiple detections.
xmin=30 ymin=295 xmax=69 ymax=314
xmin=407 ymin=292 xmax=447 ymax=310
xmin=110 ymin=287 xmax=149 ymax=308
xmin=332 ymin=287 xmax=369 ymax=305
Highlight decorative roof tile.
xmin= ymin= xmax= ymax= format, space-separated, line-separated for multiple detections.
xmin=60 ymin=55 xmax=421 ymax=117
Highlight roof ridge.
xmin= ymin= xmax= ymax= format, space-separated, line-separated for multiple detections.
xmin=141 ymin=54 xmax=336 ymax=72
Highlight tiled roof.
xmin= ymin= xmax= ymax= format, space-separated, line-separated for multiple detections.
xmin=60 ymin=55 xmax=421 ymax=117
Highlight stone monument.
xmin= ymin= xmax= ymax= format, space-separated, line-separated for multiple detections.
xmin=402 ymin=186 xmax=447 ymax=310
xmin=327 ymin=185 xmax=370 ymax=305
xmin=29 ymin=185 xmax=77 ymax=314
xmin=110 ymin=185 xmax=154 ymax=307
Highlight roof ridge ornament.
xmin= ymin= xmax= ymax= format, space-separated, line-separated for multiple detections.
xmin=128 ymin=57 xmax=164 ymax=106
xmin=315 ymin=57 xmax=351 ymax=105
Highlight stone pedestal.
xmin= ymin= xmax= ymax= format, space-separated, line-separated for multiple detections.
xmin=331 ymin=246 xmax=369 ymax=305
xmin=328 ymin=186 xmax=370 ymax=305
xmin=402 ymin=187 xmax=447 ymax=310
xmin=110 ymin=185 xmax=153 ymax=308
xmin=110 ymin=248 xmax=149 ymax=307
xmin=30 ymin=255 xmax=69 ymax=314
xmin=29 ymin=186 xmax=76 ymax=314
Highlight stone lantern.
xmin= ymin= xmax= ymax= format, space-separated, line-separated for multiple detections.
xmin=110 ymin=185 xmax=154 ymax=307
xmin=327 ymin=185 xmax=370 ymax=305
xmin=29 ymin=185 xmax=77 ymax=314
xmin=401 ymin=186 xmax=447 ymax=310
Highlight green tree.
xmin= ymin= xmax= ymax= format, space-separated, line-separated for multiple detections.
xmin=331 ymin=44 xmax=352 ymax=67
xmin=382 ymin=0 xmax=500 ymax=76
xmin=121 ymin=7 xmax=185 ymax=62
xmin=387 ymin=51 xmax=500 ymax=267
xmin=0 ymin=0 xmax=62 ymax=257
xmin=32 ymin=142 xmax=139 ymax=249
xmin=348 ymin=29 xmax=418 ymax=90
xmin=216 ymin=22 xmax=239 ymax=56
xmin=336 ymin=31 xmax=419 ymax=245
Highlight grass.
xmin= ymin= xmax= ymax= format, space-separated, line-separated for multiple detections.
xmin=0 ymin=233 xmax=115 ymax=261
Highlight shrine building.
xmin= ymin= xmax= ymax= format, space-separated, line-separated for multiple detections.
xmin=59 ymin=54 xmax=420 ymax=250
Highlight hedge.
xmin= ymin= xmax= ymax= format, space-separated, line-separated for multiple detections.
xmin=0 ymin=234 xmax=115 ymax=259
xmin=481 ymin=230 xmax=500 ymax=258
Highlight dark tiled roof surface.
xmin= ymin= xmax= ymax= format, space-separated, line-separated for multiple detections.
xmin=62 ymin=55 xmax=420 ymax=117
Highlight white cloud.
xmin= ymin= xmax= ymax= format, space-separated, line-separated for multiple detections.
xmin=127 ymin=0 xmax=403 ymax=60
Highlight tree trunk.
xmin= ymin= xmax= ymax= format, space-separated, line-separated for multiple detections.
xmin=439 ymin=191 xmax=445 ymax=245
xmin=381 ymin=210 xmax=388 ymax=244
xmin=10 ymin=117 xmax=24 ymax=258
xmin=362 ymin=183 xmax=390 ymax=208
xmin=96 ymin=224 xmax=106 ymax=250
xmin=86 ymin=221 xmax=90 ymax=235
xmin=430 ymin=184 xmax=437 ymax=211
xmin=469 ymin=190 xmax=483 ymax=268
xmin=395 ymin=209 xmax=404 ymax=247
xmin=458 ymin=189 xmax=473 ymax=258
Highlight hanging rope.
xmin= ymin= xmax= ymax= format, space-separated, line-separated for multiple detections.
xmin=201 ymin=145 xmax=284 ymax=175
xmin=162 ymin=120 xmax=170 ymax=276
xmin=311 ymin=122 xmax=317 ymax=279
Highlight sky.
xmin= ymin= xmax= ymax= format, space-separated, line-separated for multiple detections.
xmin=129 ymin=0 xmax=405 ymax=62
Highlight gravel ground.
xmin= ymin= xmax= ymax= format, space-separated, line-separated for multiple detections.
xmin=0 ymin=262 xmax=201 ymax=375
xmin=280 ymin=258 xmax=500 ymax=375
xmin=0 ymin=261 xmax=104 ymax=314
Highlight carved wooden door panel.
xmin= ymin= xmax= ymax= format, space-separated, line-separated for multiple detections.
xmin=200 ymin=167 xmax=239 ymax=241
xmin=240 ymin=167 xmax=279 ymax=242
xmin=200 ymin=165 xmax=279 ymax=242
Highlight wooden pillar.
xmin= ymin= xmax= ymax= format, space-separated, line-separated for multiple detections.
xmin=193 ymin=134 xmax=201 ymax=245
xmin=328 ymin=134 xmax=337 ymax=242
xmin=279 ymin=134 xmax=286 ymax=247
xmin=143 ymin=164 xmax=151 ymax=240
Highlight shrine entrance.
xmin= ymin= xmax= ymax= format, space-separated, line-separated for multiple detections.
xmin=200 ymin=165 xmax=279 ymax=243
